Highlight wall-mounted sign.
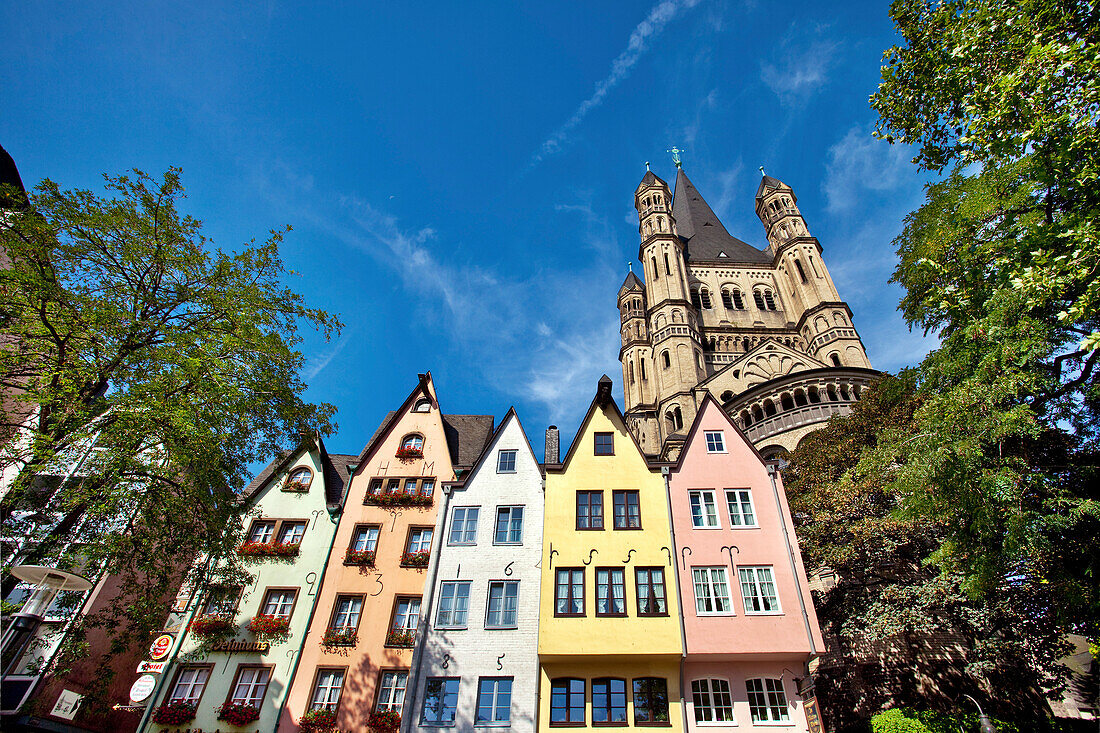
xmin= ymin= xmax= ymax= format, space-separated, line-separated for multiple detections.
xmin=148 ymin=633 xmax=174 ymax=661
xmin=210 ymin=640 xmax=270 ymax=653
xmin=50 ymin=690 xmax=83 ymax=721
xmin=129 ymin=674 xmax=157 ymax=703
xmin=804 ymin=696 xmax=824 ymax=733
xmin=137 ymin=660 xmax=168 ymax=674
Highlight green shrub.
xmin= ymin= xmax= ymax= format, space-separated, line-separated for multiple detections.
xmin=871 ymin=709 xmax=930 ymax=733
xmin=872 ymin=708 xmax=1022 ymax=733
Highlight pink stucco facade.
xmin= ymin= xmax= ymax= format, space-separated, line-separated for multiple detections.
xmin=669 ymin=396 xmax=824 ymax=731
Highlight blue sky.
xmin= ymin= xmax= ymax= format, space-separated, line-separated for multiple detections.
xmin=2 ymin=1 xmax=935 ymax=460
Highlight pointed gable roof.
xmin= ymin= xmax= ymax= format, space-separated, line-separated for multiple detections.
xmin=636 ymin=169 xmax=668 ymax=192
xmin=671 ymin=391 xmax=770 ymax=470
xmin=672 ymin=168 xmax=771 ymax=265
xmin=619 ymin=270 xmax=645 ymax=296
xmin=755 ymin=173 xmax=790 ymax=200
xmin=554 ymin=375 xmax=653 ymax=471
xmin=241 ymin=435 xmax=356 ymax=508
xmin=453 ymin=407 xmax=543 ymax=486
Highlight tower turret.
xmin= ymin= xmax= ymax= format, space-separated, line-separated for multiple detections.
xmin=618 ymin=268 xmax=652 ymax=414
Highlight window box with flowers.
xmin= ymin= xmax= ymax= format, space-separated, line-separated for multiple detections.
xmin=384 ymin=629 xmax=416 ymax=647
xmin=299 ymin=708 xmax=338 ymax=732
xmin=151 ymin=700 xmax=197 ymax=726
xmin=368 ymin=711 xmax=401 ymax=731
xmin=400 ymin=550 xmax=430 ymax=568
xmin=343 ymin=548 xmax=376 ymax=567
xmin=395 ymin=446 xmax=423 ymax=462
xmin=248 ymin=614 xmax=290 ymax=638
xmin=217 ymin=702 xmax=261 ymax=727
xmin=190 ymin=614 xmax=236 ymax=638
xmin=321 ymin=628 xmax=358 ymax=648
xmin=237 ymin=540 xmax=300 ymax=559
xmin=363 ymin=493 xmax=432 ymax=509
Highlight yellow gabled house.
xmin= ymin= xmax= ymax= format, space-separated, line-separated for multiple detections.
xmin=538 ymin=375 xmax=684 ymax=732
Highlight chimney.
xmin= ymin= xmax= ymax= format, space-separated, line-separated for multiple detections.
xmin=545 ymin=425 xmax=560 ymax=465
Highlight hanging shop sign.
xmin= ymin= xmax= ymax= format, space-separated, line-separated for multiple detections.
xmin=137 ymin=660 xmax=168 ymax=674
xmin=129 ymin=674 xmax=157 ymax=703
xmin=148 ymin=633 xmax=174 ymax=661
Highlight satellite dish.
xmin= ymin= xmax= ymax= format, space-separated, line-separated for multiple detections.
xmin=10 ymin=565 xmax=93 ymax=592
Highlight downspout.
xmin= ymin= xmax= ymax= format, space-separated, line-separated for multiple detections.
xmin=660 ymin=466 xmax=689 ymax=729
xmin=766 ymin=464 xmax=816 ymax=656
xmin=402 ymin=480 xmax=454 ymax=733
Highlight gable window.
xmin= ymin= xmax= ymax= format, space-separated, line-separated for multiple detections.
xmin=261 ymin=588 xmax=297 ymax=619
xmin=401 ymin=434 xmax=424 ymax=450
xmin=704 ymin=431 xmax=725 ymax=453
xmin=689 ymin=491 xmax=719 ymax=528
xmin=414 ymin=398 xmax=432 ymax=413
xmin=352 ymin=525 xmax=380 ymax=553
xmin=691 ymin=679 xmax=734 ymax=723
xmin=738 ymin=566 xmax=781 ymax=613
xmin=692 ymin=567 xmax=733 ymax=615
xmin=746 ymin=679 xmax=788 ymax=723
xmin=635 ymin=568 xmax=667 ymax=616
xmin=612 ymin=491 xmax=640 ymax=529
xmin=169 ymin=665 xmax=211 ymax=704
xmin=376 ymin=671 xmax=408 ymax=712
xmin=725 ymin=490 xmax=756 ymax=527
xmin=278 ymin=521 xmax=307 ymax=546
xmin=422 ymin=677 xmax=459 ymax=725
xmin=592 ymin=678 xmax=628 ymax=725
xmin=485 ymin=581 xmax=519 ymax=628
xmin=594 ymin=432 xmax=614 ymax=455
xmin=497 ymin=450 xmax=517 ymax=473
xmin=248 ymin=520 xmax=275 ymax=544
xmin=555 ymin=568 xmax=584 ymax=616
xmin=577 ymin=491 xmax=604 ymax=530
xmin=475 ymin=677 xmax=512 ymax=726
xmin=632 ymin=678 xmax=670 ymax=725
xmin=284 ymin=467 xmax=312 ymax=492
xmin=449 ymin=507 xmax=480 ymax=545
xmin=595 ymin=567 xmax=626 ymax=616
xmin=436 ymin=581 xmax=471 ymax=629
xmin=310 ymin=669 xmax=346 ymax=712
xmin=494 ymin=506 xmax=524 ymax=544
xmin=330 ymin=595 xmax=363 ymax=633
xmin=229 ymin=666 xmax=272 ymax=708
xmin=550 ymin=678 xmax=585 ymax=725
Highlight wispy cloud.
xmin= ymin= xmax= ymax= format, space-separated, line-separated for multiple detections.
xmin=533 ymin=0 xmax=703 ymax=165
xmin=305 ymin=327 xmax=355 ymax=380
xmin=823 ymin=125 xmax=915 ymax=213
xmin=760 ymin=23 xmax=839 ymax=107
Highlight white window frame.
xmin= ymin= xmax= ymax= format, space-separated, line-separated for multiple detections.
xmin=393 ymin=597 xmax=422 ymax=631
xmin=376 ymin=671 xmax=409 ymax=712
xmin=484 ymin=581 xmax=519 ymax=629
xmin=688 ymin=491 xmax=720 ymax=529
xmin=496 ymin=449 xmax=517 ymax=473
xmin=738 ymin=566 xmax=782 ymax=614
xmin=703 ymin=431 xmax=726 ymax=453
xmin=230 ymin=666 xmax=271 ymax=707
xmin=169 ymin=666 xmax=210 ymax=703
xmin=261 ymin=588 xmax=295 ymax=619
xmin=352 ymin=525 xmax=380 ymax=552
xmin=449 ymin=507 xmax=480 ymax=546
xmin=690 ymin=678 xmax=735 ymax=724
xmin=691 ymin=566 xmax=734 ymax=615
xmin=493 ymin=506 xmax=524 ymax=545
xmin=725 ymin=489 xmax=757 ymax=528
xmin=408 ymin=527 xmax=434 ymax=554
xmin=310 ymin=669 xmax=345 ymax=711
xmin=331 ymin=595 xmax=362 ymax=630
xmin=436 ymin=581 xmax=471 ymax=629
xmin=746 ymin=678 xmax=789 ymax=723
xmin=475 ymin=677 xmax=513 ymax=726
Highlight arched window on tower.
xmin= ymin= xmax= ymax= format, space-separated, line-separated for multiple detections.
xmin=695 ymin=351 xmax=703 ymax=369
xmin=691 ymin=289 xmax=703 ymax=311
xmin=629 ymin=362 xmax=635 ymax=384
xmin=829 ymin=353 xmax=841 ymax=367
xmin=763 ymin=289 xmax=778 ymax=311
xmin=795 ymin=260 xmax=807 ymax=284
xmin=698 ymin=287 xmax=712 ymax=309
xmin=664 ymin=253 xmax=672 ymax=275
xmin=640 ymin=359 xmax=647 ymax=380
xmin=651 ymin=257 xmax=659 ymax=280
xmin=661 ymin=351 xmax=671 ymax=369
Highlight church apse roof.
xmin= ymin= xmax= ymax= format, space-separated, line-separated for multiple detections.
xmin=672 ymin=168 xmax=771 ymax=265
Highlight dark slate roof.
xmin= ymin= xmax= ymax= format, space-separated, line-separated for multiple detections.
xmin=637 ymin=170 xmax=667 ymax=189
xmin=673 ymin=168 xmax=770 ymax=264
xmin=241 ymin=440 xmax=356 ymax=507
xmin=619 ymin=270 xmax=644 ymax=295
xmin=361 ymin=411 xmax=495 ymax=471
xmin=755 ymin=173 xmax=787 ymax=200
xmin=321 ymin=451 xmax=358 ymax=506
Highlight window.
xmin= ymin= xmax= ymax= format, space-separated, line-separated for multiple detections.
xmin=830 ymin=352 xmax=841 ymax=367
xmin=550 ymin=678 xmax=585 ymax=725
xmin=594 ymin=432 xmax=614 ymax=455
xmin=763 ymin=290 xmax=777 ymax=310
xmin=632 ymin=678 xmax=670 ymax=725
xmin=739 ymin=567 xmax=781 ymax=613
xmin=422 ymin=677 xmax=459 ymax=725
xmin=285 ymin=467 xmax=312 ymax=491
xmin=404 ymin=478 xmax=420 ymax=495
xmin=494 ymin=507 xmax=524 ymax=544
xmin=352 ymin=525 xmax=380 ymax=552
xmin=595 ymin=568 xmax=626 ymax=616
xmin=310 ymin=669 xmax=345 ymax=711
xmin=725 ymin=490 xmax=756 ymax=527
xmin=169 ymin=665 xmax=211 ymax=703
xmin=330 ymin=595 xmax=363 ymax=631
xmin=612 ymin=491 xmax=640 ymax=529
xmin=576 ymin=491 xmax=603 ymax=530
xmin=401 ymin=434 xmax=424 ymax=450
xmin=407 ymin=527 xmax=434 ymax=554
xmin=555 ymin=568 xmax=584 ymax=616
xmin=497 ymin=450 xmax=517 ymax=473
xmin=436 ymin=581 xmax=471 ymax=629
xmin=485 ymin=581 xmax=519 ymax=628
xmin=704 ymin=431 xmax=725 ymax=453
xmin=392 ymin=597 xmax=421 ymax=631
xmin=635 ymin=568 xmax=667 ymax=616
xmin=692 ymin=567 xmax=733 ymax=614
xmin=449 ymin=507 xmax=480 ymax=545
xmin=746 ymin=679 xmax=789 ymax=723
xmin=592 ymin=678 xmax=627 ymax=725
xmin=699 ymin=288 xmax=712 ymax=309
xmin=666 ymin=406 xmax=683 ymax=432
xmin=661 ymin=351 xmax=671 ymax=369
xmin=278 ymin=521 xmax=307 ymax=546
xmin=248 ymin=520 xmax=275 ymax=544
xmin=664 ymin=253 xmax=671 ymax=275
xmin=795 ymin=259 xmax=807 ymax=283
xmin=640 ymin=359 xmax=647 ymax=380
xmin=414 ymin=398 xmax=432 ymax=413
xmin=476 ymin=677 xmax=512 ymax=726
xmin=376 ymin=671 xmax=409 ymax=712
xmin=689 ymin=491 xmax=719 ymax=528
xmin=691 ymin=679 xmax=734 ymax=724
xmin=261 ymin=588 xmax=296 ymax=619
xmin=229 ymin=666 xmax=271 ymax=708
xmin=201 ymin=586 xmax=240 ymax=616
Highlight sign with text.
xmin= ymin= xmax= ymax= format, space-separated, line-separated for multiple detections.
xmin=804 ymin=696 xmax=825 ymax=733
xmin=148 ymin=633 xmax=174 ymax=661
xmin=51 ymin=690 xmax=83 ymax=721
xmin=129 ymin=674 xmax=157 ymax=703
xmin=137 ymin=660 xmax=168 ymax=674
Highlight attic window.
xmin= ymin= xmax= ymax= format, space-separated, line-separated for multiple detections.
xmin=717 ymin=251 xmax=727 ymax=258
xmin=284 ymin=467 xmax=313 ymax=492
xmin=414 ymin=399 xmax=431 ymax=413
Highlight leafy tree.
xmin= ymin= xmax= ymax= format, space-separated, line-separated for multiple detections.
xmin=0 ymin=169 xmax=339 ymax=715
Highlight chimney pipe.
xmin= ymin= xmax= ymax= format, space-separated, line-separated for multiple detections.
xmin=545 ymin=425 xmax=560 ymax=465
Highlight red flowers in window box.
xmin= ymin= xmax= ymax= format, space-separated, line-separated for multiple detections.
xmin=368 ymin=710 xmax=401 ymax=730
xmin=384 ymin=629 xmax=416 ymax=647
xmin=364 ymin=493 xmax=432 ymax=508
xmin=217 ymin=702 xmax=261 ymax=727
xmin=237 ymin=540 xmax=300 ymax=558
xmin=344 ymin=548 xmax=376 ymax=566
xmin=299 ymin=708 xmax=338 ymax=732
xmin=321 ymin=628 xmax=358 ymax=647
xmin=190 ymin=614 xmax=235 ymax=637
xmin=151 ymin=700 xmax=197 ymax=725
xmin=395 ymin=446 xmax=423 ymax=461
xmin=400 ymin=550 xmax=430 ymax=568
xmin=248 ymin=614 xmax=290 ymax=638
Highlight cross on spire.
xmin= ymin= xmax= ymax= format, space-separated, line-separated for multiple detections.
xmin=667 ymin=147 xmax=684 ymax=168
xmin=759 ymin=166 xmax=766 ymax=177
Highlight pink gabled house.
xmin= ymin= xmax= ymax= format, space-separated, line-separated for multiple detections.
xmin=668 ymin=394 xmax=825 ymax=732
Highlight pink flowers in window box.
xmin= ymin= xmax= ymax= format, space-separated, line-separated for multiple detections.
xmin=217 ymin=702 xmax=261 ymax=727
xmin=248 ymin=614 xmax=290 ymax=638
xmin=400 ymin=550 xmax=430 ymax=568
xmin=151 ymin=700 xmax=197 ymax=725
xmin=395 ymin=446 xmax=423 ymax=461
xmin=384 ymin=629 xmax=416 ymax=647
xmin=368 ymin=710 xmax=401 ymax=730
xmin=237 ymin=540 xmax=300 ymax=558
xmin=344 ymin=548 xmax=376 ymax=566
xmin=190 ymin=614 xmax=235 ymax=637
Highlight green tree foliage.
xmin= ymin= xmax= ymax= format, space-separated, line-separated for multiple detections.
xmin=0 ymin=169 xmax=340 ymax=715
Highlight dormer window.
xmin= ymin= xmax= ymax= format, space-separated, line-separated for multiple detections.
xmin=284 ymin=467 xmax=312 ymax=492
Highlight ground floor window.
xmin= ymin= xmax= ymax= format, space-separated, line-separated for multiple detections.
xmin=476 ymin=677 xmax=512 ymax=725
xmin=746 ymin=678 xmax=788 ymax=723
xmin=691 ymin=678 xmax=734 ymax=723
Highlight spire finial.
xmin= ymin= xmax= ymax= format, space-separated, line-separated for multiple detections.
xmin=759 ymin=166 xmax=766 ymax=177
xmin=645 ymin=161 xmax=650 ymax=172
xmin=627 ymin=261 xmax=633 ymax=273
xmin=667 ymin=147 xmax=684 ymax=168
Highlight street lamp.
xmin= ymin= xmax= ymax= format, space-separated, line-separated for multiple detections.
xmin=962 ymin=694 xmax=997 ymax=733
xmin=1 ymin=565 xmax=92 ymax=675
